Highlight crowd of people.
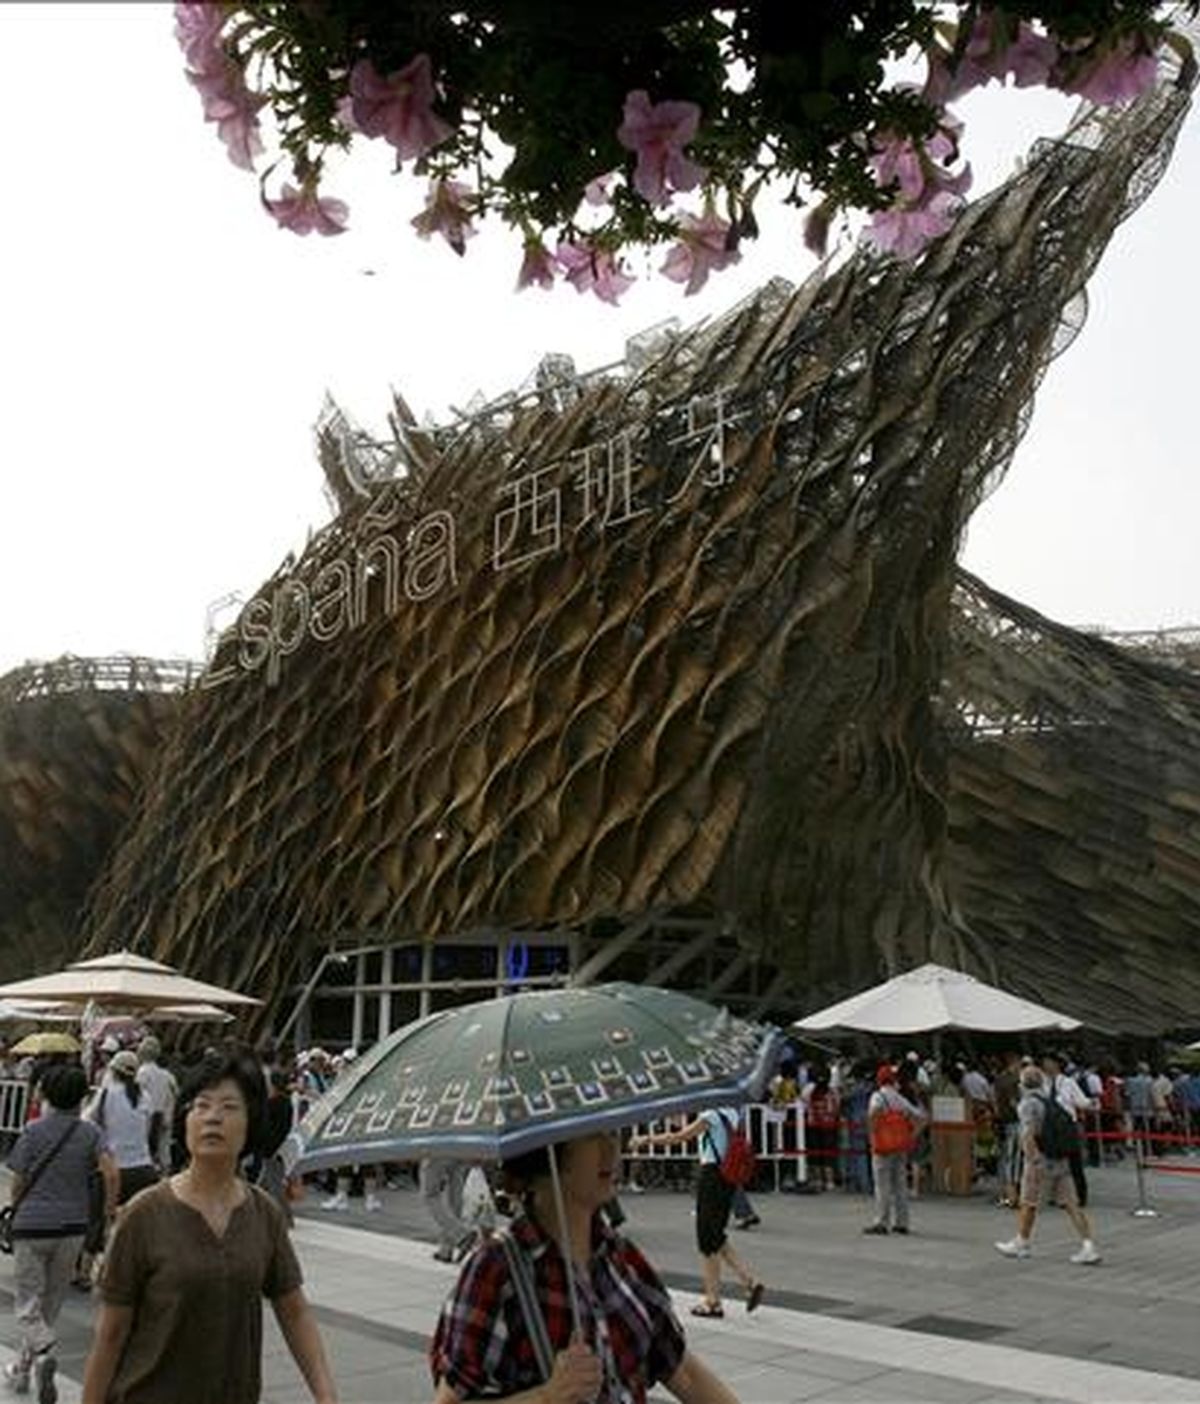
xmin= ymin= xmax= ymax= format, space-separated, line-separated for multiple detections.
xmin=2 ymin=1028 xmax=1195 ymax=1403
xmin=2 ymin=1034 xmax=336 ymax=1404
xmin=1 ymin=1035 xmax=755 ymax=1403
xmin=702 ymin=1047 xmax=1200 ymax=1203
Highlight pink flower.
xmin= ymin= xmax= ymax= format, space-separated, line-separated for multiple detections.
xmin=555 ymin=241 xmax=635 ymax=305
xmin=173 ymin=2 xmax=225 ymax=70
xmin=186 ymin=66 xmax=266 ymax=169
xmin=867 ymin=191 xmax=960 ymax=260
xmin=1006 ymin=22 xmax=1059 ymax=88
xmin=411 ymin=180 xmax=475 ymax=255
xmin=660 ymin=213 xmax=740 ymax=295
xmin=176 ymin=1 xmax=264 ymax=171
xmin=215 ymin=101 xmax=266 ymax=170
xmin=346 ymin=55 xmax=454 ymax=162
xmin=516 ymin=240 xmax=556 ymax=291
xmin=870 ymin=121 xmax=972 ymax=207
xmin=925 ymin=11 xmax=1057 ymax=102
xmin=616 ymin=90 xmax=705 ymax=207
xmin=584 ymin=174 xmax=614 ymax=206
xmin=867 ymin=115 xmax=971 ymax=261
xmin=870 ymin=133 xmax=927 ymax=202
xmin=264 ymin=182 xmax=349 ymax=237
xmin=1059 ymin=36 xmax=1158 ymax=106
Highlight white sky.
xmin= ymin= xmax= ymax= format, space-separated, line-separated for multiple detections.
xmin=1 ymin=4 xmax=1196 ymax=676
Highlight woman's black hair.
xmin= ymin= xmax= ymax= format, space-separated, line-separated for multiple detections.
xmin=501 ymin=1145 xmax=553 ymax=1192
xmin=41 ymin=1063 xmax=89 ymax=1112
xmin=177 ymin=1045 xmax=267 ymax=1156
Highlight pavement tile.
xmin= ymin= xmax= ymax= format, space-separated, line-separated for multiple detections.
xmin=2 ymin=1161 xmax=1200 ymax=1403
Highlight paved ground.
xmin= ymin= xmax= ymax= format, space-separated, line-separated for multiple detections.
xmin=1 ymin=1158 xmax=1198 ymax=1402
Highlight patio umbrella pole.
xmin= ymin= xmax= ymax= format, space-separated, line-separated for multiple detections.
xmin=546 ymin=1143 xmax=582 ymax=1337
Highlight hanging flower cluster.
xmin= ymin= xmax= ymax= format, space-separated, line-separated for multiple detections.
xmin=173 ymin=2 xmax=1193 ymax=302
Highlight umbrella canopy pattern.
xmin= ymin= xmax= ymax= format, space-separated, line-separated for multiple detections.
xmin=10 ymin=1031 xmax=81 ymax=1056
xmin=288 ymin=983 xmax=782 ymax=1172
xmin=794 ymin=962 xmax=1082 ymax=1035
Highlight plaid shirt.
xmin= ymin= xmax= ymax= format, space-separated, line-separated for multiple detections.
xmin=430 ymin=1212 xmax=686 ymax=1401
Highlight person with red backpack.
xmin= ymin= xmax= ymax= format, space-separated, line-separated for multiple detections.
xmin=864 ymin=1065 xmax=925 ymax=1236
xmin=630 ymin=1106 xmax=764 ymax=1319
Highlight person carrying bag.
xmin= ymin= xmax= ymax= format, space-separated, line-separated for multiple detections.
xmin=4 ymin=1064 xmax=114 ymax=1399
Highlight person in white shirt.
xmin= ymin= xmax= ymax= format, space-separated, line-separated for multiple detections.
xmin=960 ymin=1065 xmax=992 ymax=1105
xmin=135 ymin=1038 xmax=177 ymax=1175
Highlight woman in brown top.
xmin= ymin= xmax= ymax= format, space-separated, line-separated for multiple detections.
xmin=81 ymin=1048 xmax=338 ymax=1404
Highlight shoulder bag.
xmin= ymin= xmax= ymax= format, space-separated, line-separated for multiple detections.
xmin=498 ymin=1231 xmax=555 ymax=1383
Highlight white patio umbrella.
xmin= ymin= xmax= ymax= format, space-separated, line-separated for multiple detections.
xmin=70 ymin=952 xmax=179 ymax=975
xmin=146 ymin=1004 xmax=235 ymax=1025
xmin=0 ymin=1000 xmax=79 ymax=1024
xmin=794 ymin=962 xmax=1082 ymax=1035
xmin=0 ymin=950 xmax=260 ymax=1010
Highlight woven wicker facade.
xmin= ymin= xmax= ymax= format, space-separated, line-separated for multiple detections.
xmin=22 ymin=66 xmax=1190 ymax=1035
xmin=0 ymin=658 xmax=191 ymax=973
xmin=944 ymin=574 xmax=1200 ymax=1034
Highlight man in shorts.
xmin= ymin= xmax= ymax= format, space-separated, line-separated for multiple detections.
xmin=995 ymin=1065 xmax=1101 ymax=1265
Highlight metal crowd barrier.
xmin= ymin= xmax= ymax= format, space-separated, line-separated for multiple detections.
xmin=0 ymin=1080 xmax=30 ymax=1135
xmin=625 ymin=1101 xmax=809 ymax=1188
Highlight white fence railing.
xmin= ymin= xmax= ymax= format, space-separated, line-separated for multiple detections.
xmin=626 ymin=1102 xmax=809 ymax=1188
xmin=0 ymin=1080 xmax=30 ymax=1135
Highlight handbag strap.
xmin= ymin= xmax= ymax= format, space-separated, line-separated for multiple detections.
xmin=499 ymin=1231 xmax=556 ymax=1383
xmin=11 ymin=1118 xmax=83 ymax=1210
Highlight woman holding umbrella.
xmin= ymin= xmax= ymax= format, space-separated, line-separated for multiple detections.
xmin=429 ymin=1129 xmax=741 ymax=1403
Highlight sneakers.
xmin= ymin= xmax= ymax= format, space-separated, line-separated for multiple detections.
xmin=862 ymin=1223 xmax=889 ymax=1236
xmin=431 ymin=1245 xmax=455 ymax=1263
xmin=33 ymin=1354 xmax=55 ymax=1404
xmin=363 ymin=1193 xmax=383 ymax=1213
xmin=734 ymin=1214 xmax=761 ymax=1230
xmin=320 ymin=1192 xmax=349 ymax=1212
xmin=1070 ymin=1242 xmax=1102 ymax=1266
xmin=994 ymin=1237 xmax=1031 ymax=1259
xmin=892 ymin=1225 xmax=910 ymax=1235
xmin=4 ymin=1360 xmax=30 ymax=1395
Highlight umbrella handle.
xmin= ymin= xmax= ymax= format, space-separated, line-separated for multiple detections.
xmin=547 ymin=1144 xmax=582 ymax=1339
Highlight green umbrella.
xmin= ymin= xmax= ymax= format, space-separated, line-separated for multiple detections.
xmin=285 ymin=981 xmax=780 ymax=1338
xmin=285 ymin=982 xmax=781 ymax=1173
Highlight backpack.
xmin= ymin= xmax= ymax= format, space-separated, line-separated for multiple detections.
xmin=1036 ymin=1086 xmax=1080 ymax=1160
xmin=870 ymin=1106 xmax=914 ymax=1156
xmin=710 ymin=1110 xmax=757 ymax=1187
